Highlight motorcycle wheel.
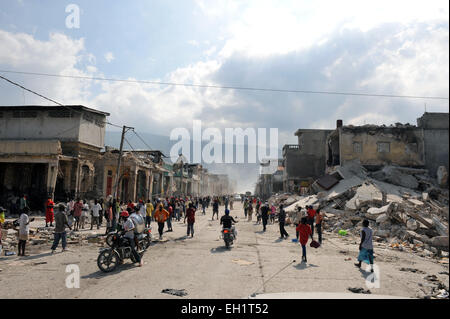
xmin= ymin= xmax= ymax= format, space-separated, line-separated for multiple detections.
xmin=225 ymin=239 xmax=230 ymax=249
xmin=97 ymin=249 xmax=120 ymax=273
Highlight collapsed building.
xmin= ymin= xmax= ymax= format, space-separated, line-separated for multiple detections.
xmin=0 ymin=105 xmax=109 ymax=211
xmin=267 ymin=112 xmax=449 ymax=271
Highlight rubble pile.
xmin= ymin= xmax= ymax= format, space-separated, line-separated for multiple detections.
xmin=271 ymin=160 xmax=449 ymax=258
xmin=1 ymin=222 xmax=105 ymax=255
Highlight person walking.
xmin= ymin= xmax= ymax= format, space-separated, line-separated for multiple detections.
xmin=80 ymin=200 xmax=89 ymax=229
xmin=167 ymin=204 xmax=173 ymax=232
xmin=201 ymin=198 xmax=207 ymax=215
xmin=154 ymin=205 xmax=169 ymax=240
xmin=90 ymin=199 xmax=101 ymax=230
xmin=355 ymin=219 xmax=375 ymax=273
xmin=247 ymin=202 xmax=253 ymax=222
xmin=306 ymin=205 xmax=316 ymax=238
xmin=212 ymin=199 xmax=219 ymax=221
xmin=315 ymin=209 xmax=324 ymax=245
xmin=73 ymin=198 xmax=83 ymax=231
xmin=278 ymin=204 xmax=289 ymax=239
xmin=297 ymin=217 xmax=312 ymax=262
xmin=270 ymin=204 xmax=276 ymax=224
xmin=243 ymin=199 xmax=248 ymax=219
xmin=184 ymin=203 xmax=196 ymax=237
xmin=145 ymin=199 xmax=154 ymax=228
xmin=261 ymin=202 xmax=270 ymax=232
xmin=45 ymin=197 xmax=55 ymax=227
xmin=51 ymin=204 xmax=72 ymax=253
xmin=18 ymin=207 xmax=33 ymax=256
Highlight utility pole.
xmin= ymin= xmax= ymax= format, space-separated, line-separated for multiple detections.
xmin=113 ymin=125 xmax=134 ymax=199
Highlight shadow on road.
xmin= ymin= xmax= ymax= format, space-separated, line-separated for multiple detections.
xmin=210 ymin=246 xmax=230 ymax=253
xmin=294 ymin=262 xmax=319 ymax=270
xmin=19 ymin=252 xmax=52 ymax=260
xmin=81 ymin=263 xmax=136 ymax=279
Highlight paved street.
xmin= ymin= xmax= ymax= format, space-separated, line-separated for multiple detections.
xmin=0 ymin=202 xmax=448 ymax=299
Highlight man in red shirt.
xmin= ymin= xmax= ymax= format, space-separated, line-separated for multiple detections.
xmin=296 ymin=217 xmax=312 ymax=262
xmin=184 ymin=203 xmax=196 ymax=237
xmin=46 ymin=197 xmax=55 ymax=227
xmin=306 ymin=205 xmax=316 ymax=238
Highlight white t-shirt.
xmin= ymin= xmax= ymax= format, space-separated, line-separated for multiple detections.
xmin=92 ymin=203 xmax=101 ymax=217
xmin=19 ymin=213 xmax=29 ymax=235
xmin=123 ymin=218 xmax=135 ymax=239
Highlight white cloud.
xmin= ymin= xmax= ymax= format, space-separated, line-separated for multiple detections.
xmin=104 ymin=51 xmax=114 ymax=63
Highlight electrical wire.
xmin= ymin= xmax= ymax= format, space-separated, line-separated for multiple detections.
xmin=1 ymin=69 xmax=448 ymax=100
xmin=0 ymin=74 xmax=122 ymax=128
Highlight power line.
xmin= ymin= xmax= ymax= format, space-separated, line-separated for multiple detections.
xmin=131 ymin=129 xmax=154 ymax=151
xmin=1 ymin=69 xmax=448 ymax=100
xmin=0 ymin=74 xmax=122 ymax=128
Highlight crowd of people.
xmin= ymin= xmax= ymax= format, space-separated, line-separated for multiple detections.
xmin=0 ymin=193 xmax=374 ymax=272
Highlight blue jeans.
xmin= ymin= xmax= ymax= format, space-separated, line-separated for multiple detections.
xmin=167 ymin=216 xmax=172 ymax=230
xmin=301 ymin=245 xmax=306 ymax=257
xmin=187 ymin=223 xmax=194 ymax=236
xmin=51 ymin=231 xmax=67 ymax=250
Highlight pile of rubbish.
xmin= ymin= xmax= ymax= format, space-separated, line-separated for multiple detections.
xmin=1 ymin=223 xmax=105 ymax=255
xmin=270 ymin=160 xmax=449 ymax=257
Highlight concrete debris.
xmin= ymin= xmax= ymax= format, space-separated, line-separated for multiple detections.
xmin=268 ymin=160 xmax=449 ymax=260
xmin=437 ymin=166 xmax=448 ymax=188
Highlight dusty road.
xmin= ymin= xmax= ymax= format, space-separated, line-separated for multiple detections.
xmin=0 ymin=202 xmax=448 ymax=299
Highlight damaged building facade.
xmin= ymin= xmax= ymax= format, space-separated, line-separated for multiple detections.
xmin=326 ymin=120 xmax=426 ymax=171
xmin=0 ymin=105 xmax=109 ymax=210
xmin=281 ymin=129 xmax=332 ymax=193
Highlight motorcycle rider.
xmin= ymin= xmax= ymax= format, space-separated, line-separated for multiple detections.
xmin=220 ymin=209 xmax=238 ymax=239
xmin=121 ymin=211 xmax=144 ymax=267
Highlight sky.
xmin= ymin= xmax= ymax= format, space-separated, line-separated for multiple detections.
xmin=0 ymin=0 xmax=449 ymax=192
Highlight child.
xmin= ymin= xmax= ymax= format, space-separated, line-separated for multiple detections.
xmin=355 ymin=219 xmax=374 ymax=272
xmin=296 ymin=217 xmax=312 ymax=262
xmin=18 ymin=206 xmax=34 ymax=256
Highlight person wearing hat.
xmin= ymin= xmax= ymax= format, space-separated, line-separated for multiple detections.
xmin=51 ymin=204 xmax=72 ymax=253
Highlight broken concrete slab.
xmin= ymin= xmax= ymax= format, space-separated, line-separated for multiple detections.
xmin=284 ymin=195 xmax=318 ymax=213
xmin=408 ymin=198 xmax=425 ymax=206
xmin=431 ymin=236 xmax=449 ymax=248
xmin=366 ymin=203 xmax=393 ymax=216
xmin=323 ymin=176 xmax=364 ymax=201
xmin=345 ymin=183 xmax=382 ymax=210
xmin=376 ymin=214 xmax=390 ymax=224
xmin=432 ymin=217 xmax=449 ymax=237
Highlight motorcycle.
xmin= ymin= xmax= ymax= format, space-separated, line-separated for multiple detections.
xmin=97 ymin=231 xmax=148 ymax=272
xmin=105 ymin=225 xmax=152 ymax=249
xmin=221 ymin=227 xmax=235 ymax=249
